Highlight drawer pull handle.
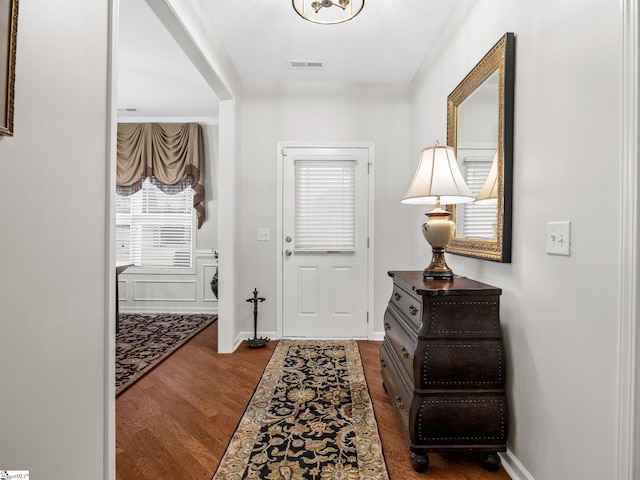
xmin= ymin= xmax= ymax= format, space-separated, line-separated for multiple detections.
xmin=395 ymin=396 xmax=404 ymax=410
xmin=394 ymin=293 xmax=402 ymax=301
xmin=409 ymin=305 xmax=418 ymax=316
xmin=401 ymin=346 xmax=409 ymax=358
xmin=384 ymin=322 xmax=391 ymax=331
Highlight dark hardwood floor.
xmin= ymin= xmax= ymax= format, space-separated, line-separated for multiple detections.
xmin=116 ymin=322 xmax=511 ymax=480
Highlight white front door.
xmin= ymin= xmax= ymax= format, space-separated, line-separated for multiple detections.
xmin=281 ymin=146 xmax=369 ymax=338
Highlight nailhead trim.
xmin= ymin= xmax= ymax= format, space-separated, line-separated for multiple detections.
xmin=416 ymin=398 xmax=506 ymax=441
xmin=421 ymin=344 xmax=503 ymax=385
xmin=429 ymin=301 xmax=498 ymax=335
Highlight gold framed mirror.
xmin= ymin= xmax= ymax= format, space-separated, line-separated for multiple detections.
xmin=446 ymin=32 xmax=515 ymax=262
xmin=0 ymin=0 xmax=19 ymax=136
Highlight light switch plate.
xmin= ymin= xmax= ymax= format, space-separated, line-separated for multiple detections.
xmin=546 ymin=221 xmax=571 ymax=256
xmin=257 ymin=228 xmax=271 ymax=241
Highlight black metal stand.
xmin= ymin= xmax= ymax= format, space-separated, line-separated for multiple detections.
xmin=245 ymin=288 xmax=269 ymax=348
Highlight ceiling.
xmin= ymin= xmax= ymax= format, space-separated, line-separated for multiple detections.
xmin=117 ymin=0 xmax=460 ymax=120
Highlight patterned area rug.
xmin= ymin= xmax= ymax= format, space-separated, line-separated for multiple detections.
xmin=116 ymin=313 xmax=216 ymax=396
xmin=212 ymin=339 xmax=389 ymax=480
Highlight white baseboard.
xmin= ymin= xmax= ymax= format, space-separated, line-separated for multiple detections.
xmin=372 ymin=331 xmax=385 ymax=341
xmin=500 ymin=449 xmax=535 ymax=480
xmin=228 ymin=332 xmax=383 ymax=351
xmin=233 ymin=330 xmax=278 ymax=351
xmin=231 ymin=332 xmax=385 ymax=351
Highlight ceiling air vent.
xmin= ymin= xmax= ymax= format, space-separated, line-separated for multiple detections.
xmin=288 ymin=60 xmax=325 ymax=70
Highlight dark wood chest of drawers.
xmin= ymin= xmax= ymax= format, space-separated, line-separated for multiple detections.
xmin=380 ymin=271 xmax=508 ymax=471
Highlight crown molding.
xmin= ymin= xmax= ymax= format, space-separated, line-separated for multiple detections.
xmin=117 ymin=116 xmax=219 ymax=125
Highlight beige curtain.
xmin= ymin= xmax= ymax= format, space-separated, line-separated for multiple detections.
xmin=117 ymin=123 xmax=205 ymax=228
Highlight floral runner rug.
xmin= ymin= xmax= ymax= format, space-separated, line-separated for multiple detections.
xmin=212 ymin=339 xmax=389 ymax=480
xmin=116 ymin=313 xmax=216 ymax=395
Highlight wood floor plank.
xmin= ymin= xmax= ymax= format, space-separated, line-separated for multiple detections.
xmin=116 ymin=322 xmax=511 ymax=479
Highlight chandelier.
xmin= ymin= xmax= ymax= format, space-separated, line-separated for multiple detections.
xmin=292 ymin=0 xmax=365 ymax=25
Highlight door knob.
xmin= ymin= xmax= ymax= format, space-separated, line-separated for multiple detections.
xmin=285 ymin=236 xmax=292 ymax=243
xmin=285 ymin=249 xmax=292 ymax=256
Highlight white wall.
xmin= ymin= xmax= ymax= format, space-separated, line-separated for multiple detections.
xmin=144 ymin=0 xmax=243 ymax=353
xmin=410 ymin=0 xmax=622 ymax=478
xmin=239 ymin=82 xmax=413 ymax=340
xmin=0 ymin=1 xmax=110 ymax=478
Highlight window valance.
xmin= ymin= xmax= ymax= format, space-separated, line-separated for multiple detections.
xmin=116 ymin=123 xmax=205 ymax=228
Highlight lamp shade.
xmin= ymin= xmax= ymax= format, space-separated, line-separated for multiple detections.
xmin=475 ymin=151 xmax=499 ymax=204
xmin=401 ymin=144 xmax=475 ymax=205
xmin=400 ymin=144 xmax=474 ymax=279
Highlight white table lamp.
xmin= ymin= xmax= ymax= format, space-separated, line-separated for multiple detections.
xmin=401 ymin=143 xmax=474 ymax=279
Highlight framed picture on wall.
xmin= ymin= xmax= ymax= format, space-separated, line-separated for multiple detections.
xmin=0 ymin=0 xmax=18 ymax=136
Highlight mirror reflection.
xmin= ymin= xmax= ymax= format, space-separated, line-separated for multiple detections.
xmin=455 ymin=70 xmax=499 ymax=240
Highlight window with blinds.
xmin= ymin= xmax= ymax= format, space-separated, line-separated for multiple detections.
xmin=294 ymin=159 xmax=356 ymax=251
xmin=116 ymin=177 xmax=194 ymax=269
xmin=459 ymin=156 xmax=498 ymax=239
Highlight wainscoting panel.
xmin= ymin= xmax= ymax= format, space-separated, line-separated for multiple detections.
xmin=117 ymin=280 xmax=127 ymax=301
xmin=133 ymin=280 xmax=196 ymax=302
xmin=118 ymin=250 xmax=218 ymax=314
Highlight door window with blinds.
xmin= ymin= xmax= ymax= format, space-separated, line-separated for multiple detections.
xmin=294 ymin=158 xmax=356 ymax=252
xmin=116 ymin=177 xmax=195 ymax=269
xmin=457 ymin=154 xmax=498 ymax=239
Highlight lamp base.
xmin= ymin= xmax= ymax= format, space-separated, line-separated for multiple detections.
xmin=422 ymin=206 xmax=456 ymax=280
xmin=423 ymin=247 xmax=454 ymax=280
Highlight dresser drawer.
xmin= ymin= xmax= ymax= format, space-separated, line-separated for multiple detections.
xmin=412 ymin=392 xmax=508 ymax=449
xmin=425 ymin=295 xmax=501 ymax=338
xmin=384 ymin=305 xmax=418 ymax=381
xmin=380 ymin=340 xmax=412 ymax=436
xmin=415 ymin=340 xmax=505 ymax=389
xmin=390 ymin=283 xmax=422 ymax=332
